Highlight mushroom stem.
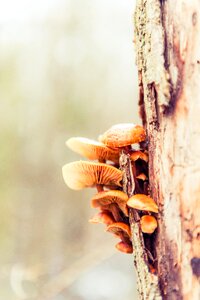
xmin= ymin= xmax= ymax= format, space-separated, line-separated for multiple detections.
xmin=96 ymin=184 xmax=104 ymax=193
xmin=98 ymin=159 xmax=106 ymax=163
xmin=119 ymin=234 xmax=132 ymax=245
xmin=143 ymin=181 xmax=149 ymax=195
xmin=123 ymin=145 xmax=132 ymax=152
xmin=110 ymin=203 xmax=124 ymax=222
xmin=105 ymin=185 xmax=121 ymax=191
xmin=131 ymin=161 xmax=143 ymax=194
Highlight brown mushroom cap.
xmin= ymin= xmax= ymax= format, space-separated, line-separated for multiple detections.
xmin=115 ymin=241 xmax=133 ymax=254
xmin=130 ymin=151 xmax=148 ymax=162
xmin=89 ymin=211 xmax=114 ymax=225
xmin=62 ymin=161 xmax=122 ymax=190
xmin=140 ymin=215 xmax=158 ymax=234
xmin=127 ymin=194 xmax=158 ymax=213
xmin=91 ymin=190 xmax=129 ymax=216
xmin=106 ymin=222 xmax=131 ymax=240
xmin=99 ymin=123 xmax=146 ymax=148
xmin=66 ymin=137 xmax=119 ymax=162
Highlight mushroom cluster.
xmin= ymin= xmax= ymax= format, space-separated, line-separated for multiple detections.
xmin=62 ymin=123 xmax=158 ymax=254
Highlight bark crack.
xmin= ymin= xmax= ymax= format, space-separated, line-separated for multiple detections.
xmin=120 ymin=151 xmax=161 ymax=300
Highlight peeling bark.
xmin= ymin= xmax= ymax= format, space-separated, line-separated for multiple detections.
xmin=134 ymin=0 xmax=200 ymax=299
xmin=120 ymin=151 xmax=161 ymax=300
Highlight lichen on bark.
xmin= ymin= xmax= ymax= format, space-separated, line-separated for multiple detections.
xmin=135 ymin=0 xmax=170 ymax=112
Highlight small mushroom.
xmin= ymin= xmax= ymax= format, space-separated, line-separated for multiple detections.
xmin=136 ymin=173 xmax=147 ymax=181
xmin=149 ymin=265 xmax=156 ymax=274
xmin=91 ymin=190 xmax=129 ymax=217
xmin=106 ymin=222 xmax=131 ymax=244
xmin=115 ymin=241 xmax=133 ymax=254
xmin=66 ymin=137 xmax=119 ymax=163
xmin=62 ymin=161 xmax=122 ymax=190
xmin=89 ymin=211 xmax=114 ymax=225
xmin=130 ymin=151 xmax=148 ymax=162
xmin=99 ymin=123 xmax=146 ymax=148
xmin=140 ymin=215 xmax=158 ymax=234
xmin=127 ymin=194 xmax=158 ymax=213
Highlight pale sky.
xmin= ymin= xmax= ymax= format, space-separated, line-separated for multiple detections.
xmin=0 ymin=0 xmax=135 ymax=23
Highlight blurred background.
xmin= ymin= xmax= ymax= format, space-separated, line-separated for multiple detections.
xmin=0 ymin=0 xmax=140 ymax=299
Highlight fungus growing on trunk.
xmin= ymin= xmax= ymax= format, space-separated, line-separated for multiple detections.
xmin=91 ymin=190 xmax=129 ymax=217
xmin=62 ymin=161 xmax=122 ymax=191
xmin=62 ymin=123 xmax=158 ymax=258
xmin=115 ymin=241 xmax=133 ymax=254
xmin=130 ymin=150 xmax=148 ymax=162
xmin=99 ymin=123 xmax=147 ymax=194
xmin=127 ymin=194 xmax=158 ymax=213
xmin=106 ymin=222 xmax=131 ymax=245
xmin=136 ymin=173 xmax=147 ymax=181
xmin=99 ymin=123 xmax=146 ymax=148
xmin=66 ymin=137 xmax=119 ymax=163
xmin=140 ymin=215 xmax=158 ymax=234
xmin=89 ymin=211 xmax=114 ymax=225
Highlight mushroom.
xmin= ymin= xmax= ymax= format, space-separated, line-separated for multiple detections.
xmin=130 ymin=150 xmax=148 ymax=162
xmin=127 ymin=194 xmax=158 ymax=213
xmin=66 ymin=137 xmax=119 ymax=163
xmin=140 ymin=215 xmax=158 ymax=234
xmin=62 ymin=161 xmax=122 ymax=191
xmin=115 ymin=241 xmax=133 ymax=254
xmin=130 ymin=151 xmax=148 ymax=190
xmin=99 ymin=123 xmax=146 ymax=148
xmin=91 ymin=190 xmax=129 ymax=218
xmin=99 ymin=123 xmax=146 ymax=195
xmin=106 ymin=222 xmax=131 ymax=244
xmin=136 ymin=173 xmax=147 ymax=181
xmin=89 ymin=211 xmax=114 ymax=225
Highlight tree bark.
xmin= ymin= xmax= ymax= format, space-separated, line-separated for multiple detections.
xmin=129 ymin=0 xmax=200 ymax=299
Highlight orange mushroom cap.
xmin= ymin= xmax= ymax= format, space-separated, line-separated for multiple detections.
xmin=62 ymin=161 xmax=122 ymax=190
xmin=66 ymin=137 xmax=119 ymax=163
xmin=106 ymin=222 xmax=131 ymax=240
xmin=89 ymin=211 xmax=114 ymax=225
xmin=130 ymin=151 xmax=148 ymax=162
xmin=99 ymin=123 xmax=146 ymax=148
xmin=91 ymin=190 xmax=129 ymax=216
xmin=140 ymin=215 xmax=158 ymax=234
xmin=115 ymin=241 xmax=133 ymax=254
xmin=127 ymin=194 xmax=158 ymax=213
xmin=136 ymin=173 xmax=148 ymax=181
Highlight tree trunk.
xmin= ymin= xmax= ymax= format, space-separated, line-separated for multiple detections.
xmin=125 ymin=0 xmax=200 ymax=299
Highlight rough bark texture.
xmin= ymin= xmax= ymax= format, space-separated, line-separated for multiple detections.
xmin=134 ymin=0 xmax=200 ymax=299
xmin=120 ymin=151 xmax=161 ymax=299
